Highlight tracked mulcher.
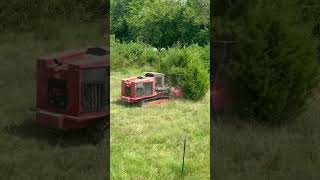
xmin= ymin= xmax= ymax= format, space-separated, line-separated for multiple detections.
xmin=121 ymin=72 xmax=183 ymax=106
xmin=35 ymin=47 xmax=109 ymax=143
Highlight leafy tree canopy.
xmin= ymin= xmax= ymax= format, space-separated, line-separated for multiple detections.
xmin=111 ymin=0 xmax=209 ymax=48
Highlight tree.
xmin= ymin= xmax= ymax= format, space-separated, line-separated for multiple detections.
xmin=111 ymin=0 xmax=209 ymax=48
xmin=214 ymin=0 xmax=319 ymax=122
xmin=158 ymin=46 xmax=209 ymax=101
xmin=110 ymin=0 xmax=135 ymax=41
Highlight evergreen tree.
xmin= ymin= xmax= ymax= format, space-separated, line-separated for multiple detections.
xmin=213 ymin=0 xmax=319 ymax=122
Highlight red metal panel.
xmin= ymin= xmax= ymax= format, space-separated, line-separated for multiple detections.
xmin=36 ymin=110 xmax=64 ymax=129
xmin=121 ymin=76 xmax=159 ymax=103
xmin=152 ymin=78 xmax=156 ymax=96
xmin=172 ymin=87 xmax=183 ymax=97
xmin=67 ymin=65 xmax=80 ymax=116
xmin=36 ymin=47 xmax=109 ymax=130
xmin=132 ymin=82 xmax=137 ymax=98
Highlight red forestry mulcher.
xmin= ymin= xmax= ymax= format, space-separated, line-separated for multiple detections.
xmin=35 ymin=47 xmax=109 ymax=144
xmin=121 ymin=72 xmax=183 ymax=106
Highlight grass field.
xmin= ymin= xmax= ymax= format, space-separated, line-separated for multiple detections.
xmin=213 ymin=86 xmax=320 ymax=179
xmin=0 ymin=21 xmax=109 ymax=180
xmin=110 ymin=69 xmax=210 ymax=179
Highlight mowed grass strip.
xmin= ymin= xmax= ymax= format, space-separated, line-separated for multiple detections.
xmin=110 ymin=70 xmax=210 ymax=179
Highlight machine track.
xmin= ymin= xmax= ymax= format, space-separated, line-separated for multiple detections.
xmin=138 ymin=95 xmax=171 ymax=107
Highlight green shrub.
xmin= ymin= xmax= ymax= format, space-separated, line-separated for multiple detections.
xmin=110 ymin=36 xmax=160 ymax=70
xmin=141 ymin=50 xmax=159 ymax=66
xmin=182 ymin=62 xmax=210 ymax=100
xmin=158 ymin=46 xmax=209 ymax=101
xmin=186 ymin=44 xmax=210 ymax=70
xmin=215 ymin=0 xmax=320 ymax=122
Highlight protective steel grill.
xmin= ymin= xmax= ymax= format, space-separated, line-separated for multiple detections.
xmin=82 ymin=82 xmax=107 ymax=112
xmin=81 ymin=68 xmax=108 ymax=112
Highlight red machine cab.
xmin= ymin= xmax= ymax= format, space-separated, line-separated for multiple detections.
xmin=121 ymin=72 xmax=182 ymax=106
xmin=36 ymin=47 xmax=109 ymax=130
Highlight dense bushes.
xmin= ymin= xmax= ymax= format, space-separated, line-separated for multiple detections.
xmin=110 ymin=36 xmax=160 ymax=70
xmin=214 ymin=0 xmax=320 ymax=122
xmin=111 ymin=0 xmax=210 ymax=101
xmin=0 ymin=0 xmax=107 ymax=31
xmin=111 ymin=39 xmax=209 ymax=69
xmin=182 ymin=63 xmax=209 ymax=100
xmin=157 ymin=46 xmax=210 ymax=100
xmin=111 ymin=0 xmax=209 ymax=48
xmin=111 ymin=38 xmax=210 ymax=100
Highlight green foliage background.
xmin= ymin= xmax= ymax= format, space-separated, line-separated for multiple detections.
xmin=0 ymin=0 xmax=107 ymax=31
xmin=111 ymin=0 xmax=209 ymax=48
xmin=111 ymin=0 xmax=210 ymax=101
xmin=213 ymin=0 xmax=320 ymax=122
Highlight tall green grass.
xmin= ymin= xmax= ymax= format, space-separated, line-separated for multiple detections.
xmin=213 ymin=85 xmax=320 ymax=179
xmin=110 ymin=69 xmax=210 ymax=179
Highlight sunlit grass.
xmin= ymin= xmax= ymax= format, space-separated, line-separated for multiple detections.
xmin=110 ymin=70 xmax=210 ymax=179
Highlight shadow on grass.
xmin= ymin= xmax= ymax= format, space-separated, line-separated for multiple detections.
xmin=112 ymin=99 xmax=140 ymax=108
xmin=2 ymin=119 xmax=108 ymax=147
